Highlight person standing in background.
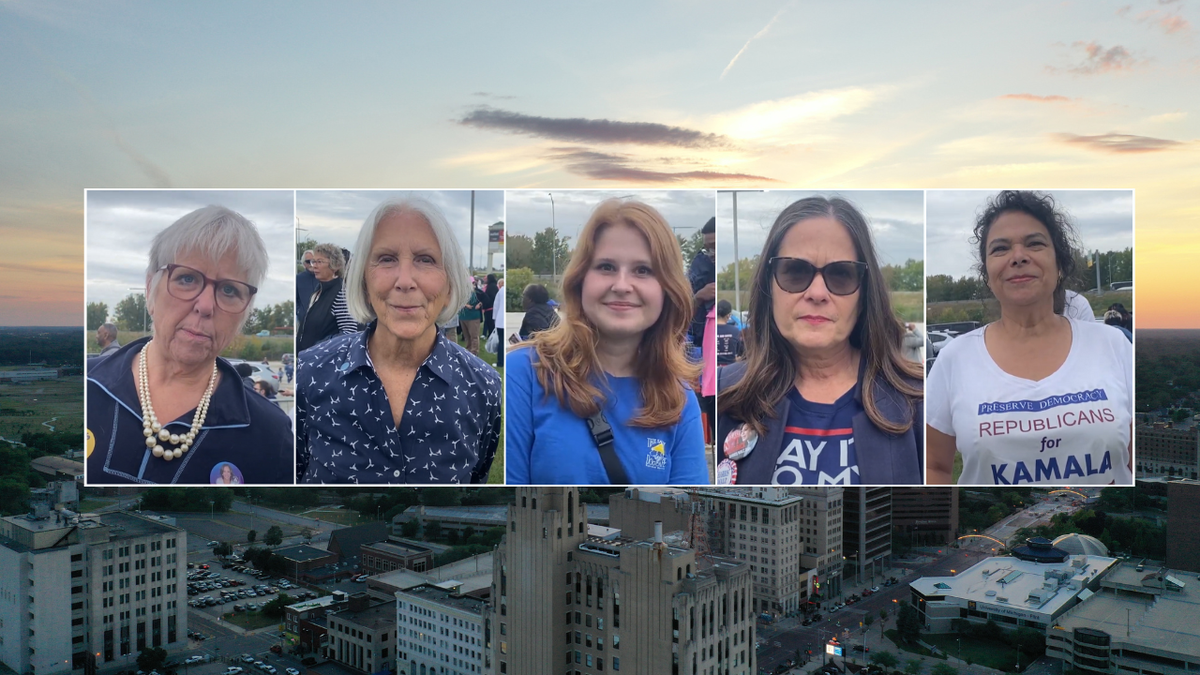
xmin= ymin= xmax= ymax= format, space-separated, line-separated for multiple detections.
xmin=493 ymin=277 xmax=505 ymax=369
xmin=459 ymin=276 xmax=483 ymax=355
xmin=296 ymin=249 xmax=317 ymax=328
xmin=688 ymin=217 xmax=717 ymax=348
xmin=97 ymin=322 xmax=121 ymax=357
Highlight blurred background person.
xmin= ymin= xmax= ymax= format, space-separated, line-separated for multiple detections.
xmin=459 ymin=276 xmax=483 ymax=355
xmin=715 ymin=299 xmax=743 ymax=365
xmin=296 ymin=243 xmax=356 ymax=351
xmin=519 ymin=283 xmax=559 ymax=339
xmin=97 ymin=322 xmax=121 ymax=357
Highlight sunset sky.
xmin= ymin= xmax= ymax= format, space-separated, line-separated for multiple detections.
xmin=1 ymin=1 xmax=1195 ymax=326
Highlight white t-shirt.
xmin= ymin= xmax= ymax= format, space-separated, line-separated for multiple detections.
xmin=1064 ymin=290 xmax=1096 ymax=322
xmin=493 ymin=286 xmax=505 ymax=329
xmin=927 ymin=318 xmax=1132 ymax=486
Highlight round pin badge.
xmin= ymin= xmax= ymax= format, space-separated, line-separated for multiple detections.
xmin=210 ymin=462 xmax=244 ymax=485
xmin=86 ymin=429 xmax=95 ymax=458
xmin=716 ymin=459 xmax=738 ymax=485
xmin=723 ymin=424 xmax=758 ymax=461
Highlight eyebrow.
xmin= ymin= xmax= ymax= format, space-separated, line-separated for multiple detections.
xmin=988 ymin=233 xmax=1048 ymax=248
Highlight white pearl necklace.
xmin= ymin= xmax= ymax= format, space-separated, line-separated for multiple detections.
xmin=137 ymin=341 xmax=217 ymax=461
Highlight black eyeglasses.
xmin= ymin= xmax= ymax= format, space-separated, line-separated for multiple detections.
xmin=158 ymin=264 xmax=258 ymax=313
xmin=302 ymin=259 xmax=314 ymax=266
xmin=769 ymin=258 xmax=867 ymax=295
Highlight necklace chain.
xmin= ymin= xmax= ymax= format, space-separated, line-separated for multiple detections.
xmin=137 ymin=341 xmax=217 ymax=461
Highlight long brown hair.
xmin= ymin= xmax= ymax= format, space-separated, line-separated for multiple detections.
xmin=512 ymin=199 xmax=699 ymax=428
xmin=722 ymin=196 xmax=923 ymax=435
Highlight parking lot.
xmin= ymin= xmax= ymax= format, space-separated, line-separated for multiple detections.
xmin=186 ymin=560 xmax=316 ymax=620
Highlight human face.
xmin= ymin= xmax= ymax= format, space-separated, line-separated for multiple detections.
xmin=149 ymin=249 xmax=247 ymax=369
xmin=311 ymin=253 xmax=336 ymax=282
xmin=770 ymin=217 xmax=861 ymax=357
xmin=703 ymin=232 xmax=716 ymax=256
xmin=581 ymin=223 xmax=664 ymax=341
xmin=96 ymin=328 xmax=108 ymax=347
xmin=984 ymin=211 xmax=1058 ymax=308
xmin=365 ymin=211 xmax=450 ymax=344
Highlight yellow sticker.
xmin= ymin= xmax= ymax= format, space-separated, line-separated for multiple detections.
xmin=86 ymin=429 xmax=95 ymax=457
xmin=651 ymin=442 xmax=665 ymax=455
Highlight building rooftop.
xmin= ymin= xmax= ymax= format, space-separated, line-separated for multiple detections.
xmin=102 ymin=511 xmax=182 ymax=539
xmin=696 ymin=487 xmax=804 ymax=505
xmin=363 ymin=540 xmax=431 ymax=556
xmin=286 ymin=594 xmax=343 ymax=612
xmin=333 ymin=599 xmax=396 ymax=631
xmin=912 ymin=554 xmax=1119 ymax=617
xmin=30 ymin=455 xmax=84 ymax=476
xmin=275 ymin=544 xmax=337 ymax=563
xmin=397 ymin=583 xmax=488 ymax=615
xmin=1054 ymin=583 xmax=1200 ymax=657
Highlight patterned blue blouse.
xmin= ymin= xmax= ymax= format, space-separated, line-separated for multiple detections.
xmin=297 ymin=323 xmax=502 ymax=484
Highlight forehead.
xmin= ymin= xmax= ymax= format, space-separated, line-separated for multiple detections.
xmin=593 ymin=222 xmax=651 ymax=258
xmin=302 ymin=251 xmax=314 ymax=258
xmin=173 ymin=248 xmax=246 ymax=278
xmin=776 ymin=216 xmax=857 ymax=261
xmin=371 ymin=210 xmax=441 ymax=250
xmin=987 ymin=211 xmax=1052 ymax=243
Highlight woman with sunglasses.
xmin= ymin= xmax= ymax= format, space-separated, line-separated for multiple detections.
xmin=506 ymin=199 xmax=710 ymax=485
xmin=716 ymin=196 xmax=924 ymax=486
xmin=86 ymin=206 xmax=293 ymax=485
xmin=297 ymin=243 xmax=358 ymax=352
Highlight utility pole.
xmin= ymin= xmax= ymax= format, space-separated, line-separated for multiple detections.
xmin=469 ymin=190 xmax=475 ymax=272
xmin=716 ymin=190 xmax=764 ymax=316
xmin=548 ymin=193 xmax=557 ymax=284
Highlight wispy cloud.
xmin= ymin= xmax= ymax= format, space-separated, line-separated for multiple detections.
xmin=721 ymin=3 xmax=792 ymax=80
xmin=999 ymin=93 xmax=1074 ymax=103
xmin=458 ymin=108 xmax=730 ymax=149
xmin=706 ymin=87 xmax=883 ymax=142
xmin=1055 ymin=132 xmax=1185 ymax=153
xmin=1119 ymin=5 xmax=1191 ymax=34
xmin=471 ymin=92 xmax=516 ymax=100
xmin=1054 ymin=42 xmax=1139 ymax=75
xmin=544 ymin=148 xmax=778 ymax=183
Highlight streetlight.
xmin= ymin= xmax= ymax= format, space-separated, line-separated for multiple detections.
xmin=548 ymin=193 xmax=557 ymax=284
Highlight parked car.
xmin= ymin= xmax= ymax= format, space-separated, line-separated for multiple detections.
xmin=928 ymin=330 xmax=954 ymax=355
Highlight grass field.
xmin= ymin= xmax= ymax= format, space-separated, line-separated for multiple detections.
xmin=717 ymin=290 xmax=924 ymax=323
xmin=0 ymin=376 xmax=84 ymax=438
xmin=300 ymin=507 xmax=376 ymax=526
xmin=222 ymin=610 xmax=280 ymax=630
xmin=926 ymin=289 xmax=1133 ymax=325
xmin=446 ymin=330 xmax=506 ymax=484
xmin=922 ymin=633 xmax=1031 ymax=672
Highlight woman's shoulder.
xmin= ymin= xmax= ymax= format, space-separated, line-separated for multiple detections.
xmin=932 ymin=326 xmax=985 ymax=362
xmin=240 ymin=385 xmax=292 ymax=431
xmin=298 ymin=330 xmax=361 ymax=365
xmin=440 ymin=336 xmax=503 ymax=396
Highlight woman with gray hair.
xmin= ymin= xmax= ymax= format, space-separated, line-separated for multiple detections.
xmin=296 ymin=198 xmax=502 ymax=484
xmin=297 ymin=243 xmax=357 ymax=351
xmin=86 ymin=205 xmax=293 ymax=485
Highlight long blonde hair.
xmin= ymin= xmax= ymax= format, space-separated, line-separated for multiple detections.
xmin=513 ymin=199 xmax=699 ymax=428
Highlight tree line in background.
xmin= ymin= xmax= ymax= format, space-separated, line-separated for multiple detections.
xmin=506 ymin=229 xmax=706 ymax=276
xmin=0 ymin=328 xmax=84 ymax=367
xmin=1136 ymin=350 xmax=1200 ymax=413
xmin=718 ymin=256 xmax=924 ymax=293
xmin=927 ymin=248 xmax=1132 ymax=303
xmin=86 ymin=298 xmax=295 ymax=335
xmin=0 ymin=430 xmax=90 ymax=516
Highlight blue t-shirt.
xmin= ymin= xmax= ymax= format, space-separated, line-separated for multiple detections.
xmin=772 ymin=386 xmax=862 ymax=485
xmin=506 ymin=347 xmax=710 ymax=485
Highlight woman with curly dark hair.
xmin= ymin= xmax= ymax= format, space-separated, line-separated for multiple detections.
xmin=926 ymin=190 xmax=1132 ymax=486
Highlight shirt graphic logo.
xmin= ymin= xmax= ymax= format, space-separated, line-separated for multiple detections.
xmin=977 ymin=389 xmax=1108 ymax=415
xmin=645 ymin=438 xmax=667 ymax=470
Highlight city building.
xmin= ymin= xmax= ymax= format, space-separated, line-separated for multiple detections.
xmin=788 ymin=487 xmax=846 ymax=604
xmin=493 ymin=487 xmax=756 ymax=675
xmin=328 ymin=522 xmax=390 ymax=561
xmin=393 ymin=506 xmax=508 ymax=538
xmin=1135 ymin=425 xmax=1200 ymax=479
xmin=0 ymin=367 xmax=60 ymax=383
xmin=842 ymin=488 xmax=891 ymax=585
xmin=909 ymin=542 xmax=1118 ymax=633
xmin=362 ymin=541 xmax=433 ymax=575
xmin=1047 ymin=562 xmax=1200 ymax=675
xmin=0 ymin=502 xmax=187 ymax=675
xmin=326 ymin=593 xmax=396 ymax=675
xmin=890 ymin=488 xmax=959 ymax=547
xmin=607 ymin=488 xmax=692 ymax=541
xmin=274 ymin=544 xmax=339 ymax=579
xmin=30 ymin=457 xmax=85 ymax=483
xmin=694 ymin=487 xmax=810 ymax=615
xmin=1165 ymin=478 xmax=1200 ymax=573
xmin=285 ymin=591 xmax=354 ymax=654
xmin=368 ymin=552 xmax=493 ymax=600
xmin=395 ymin=583 xmax=488 ymax=675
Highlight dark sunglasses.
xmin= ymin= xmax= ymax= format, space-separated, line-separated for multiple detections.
xmin=769 ymin=257 xmax=867 ymax=295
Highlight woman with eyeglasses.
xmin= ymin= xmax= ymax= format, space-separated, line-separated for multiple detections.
xmin=716 ymin=196 xmax=924 ymax=486
xmin=86 ymin=206 xmax=293 ymax=485
xmin=297 ymin=243 xmax=359 ymax=352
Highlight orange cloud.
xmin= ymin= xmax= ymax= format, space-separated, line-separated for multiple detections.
xmin=1054 ymin=132 xmax=1185 ymax=153
xmin=999 ymin=94 xmax=1074 ymax=103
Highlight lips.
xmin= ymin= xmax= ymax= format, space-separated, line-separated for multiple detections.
xmin=605 ymin=302 xmax=641 ymax=311
xmin=1006 ymin=275 xmax=1036 ymax=283
xmin=179 ymin=327 xmax=212 ymax=341
xmin=798 ymin=315 xmax=833 ymax=324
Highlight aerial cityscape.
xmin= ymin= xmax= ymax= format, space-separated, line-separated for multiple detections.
xmin=2 ymin=482 xmax=1195 ymax=675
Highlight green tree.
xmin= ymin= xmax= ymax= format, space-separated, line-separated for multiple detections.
xmin=421 ymin=489 xmax=462 ymax=507
xmin=864 ymin=614 xmax=874 ymax=630
xmin=905 ymin=658 xmax=924 ymax=675
xmin=897 ymin=601 xmax=922 ymax=639
xmin=680 ymin=229 xmax=706 ymax=265
xmin=137 ymin=647 xmax=168 ymax=672
xmin=300 ymin=527 xmax=314 ymax=541
xmin=114 ymin=293 xmax=151 ymax=332
xmin=506 ymin=267 xmax=535 ymax=308
xmin=87 ymin=302 xmax=109 ymax=330
xmin=262 ymin=592 xmax=293 ymax=618
xmin=400 ymin=519 xmax=420 ymax=538
xmin=247 ymin=529 xmax=258 ymax=543
xmin=264 ymin=525 xmax=284 ymax=546
xmin=931 ymin=663 xmax=958 ymax=675
xmin=425 ymin=521 xmax=442 ymax=541
xmin=532 ymin=227 xmax=570 ymax=276
xmin=296 ymin=237 xmax=318 ymax=273
xmin=717 ymin=255 xmax=759 ymax=292
xmin=506 ymin=234 xmax=535 ymax=271
xmin=871 ymin=651 xmax=899 ymax=670
xmin=213 ymin=542 xmax=233 ymax=556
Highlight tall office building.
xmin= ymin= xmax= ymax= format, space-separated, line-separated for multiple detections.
xmin=395 ymin=583 xmax=488 ymax=675
xmin=1165 ymin=479 xmax=1200 ymax=573
xmin=493 ymin=487 xmax=756 ymax=675
xmin=890 ymin=488 xmax=959 ymax=547
xmin=788 ymin=487 xmax=846 ymax=600
xmin=0 ymin=502 xmax=187 ymax=675
xmin=842 ymin=488 xmax=892 ymax=584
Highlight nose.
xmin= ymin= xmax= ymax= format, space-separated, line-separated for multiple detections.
xmin=392 ymin=257 xmax=419 ymax=290
xmin=192 ymin=282 xmax=217 ymax=316
xmin=803 ymin=271 xmax=833 ymax=302
xmin=611 ymin=268 xmax=635 ymax=293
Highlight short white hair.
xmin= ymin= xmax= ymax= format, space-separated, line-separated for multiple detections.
xmin=145 ymin=205 xmax=269 ymax=333
xmin=344 ymin=198 xmax=469 ymax=327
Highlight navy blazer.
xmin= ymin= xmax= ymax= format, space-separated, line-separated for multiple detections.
xmin=716 ymin=361 xmax=924 ymax=485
